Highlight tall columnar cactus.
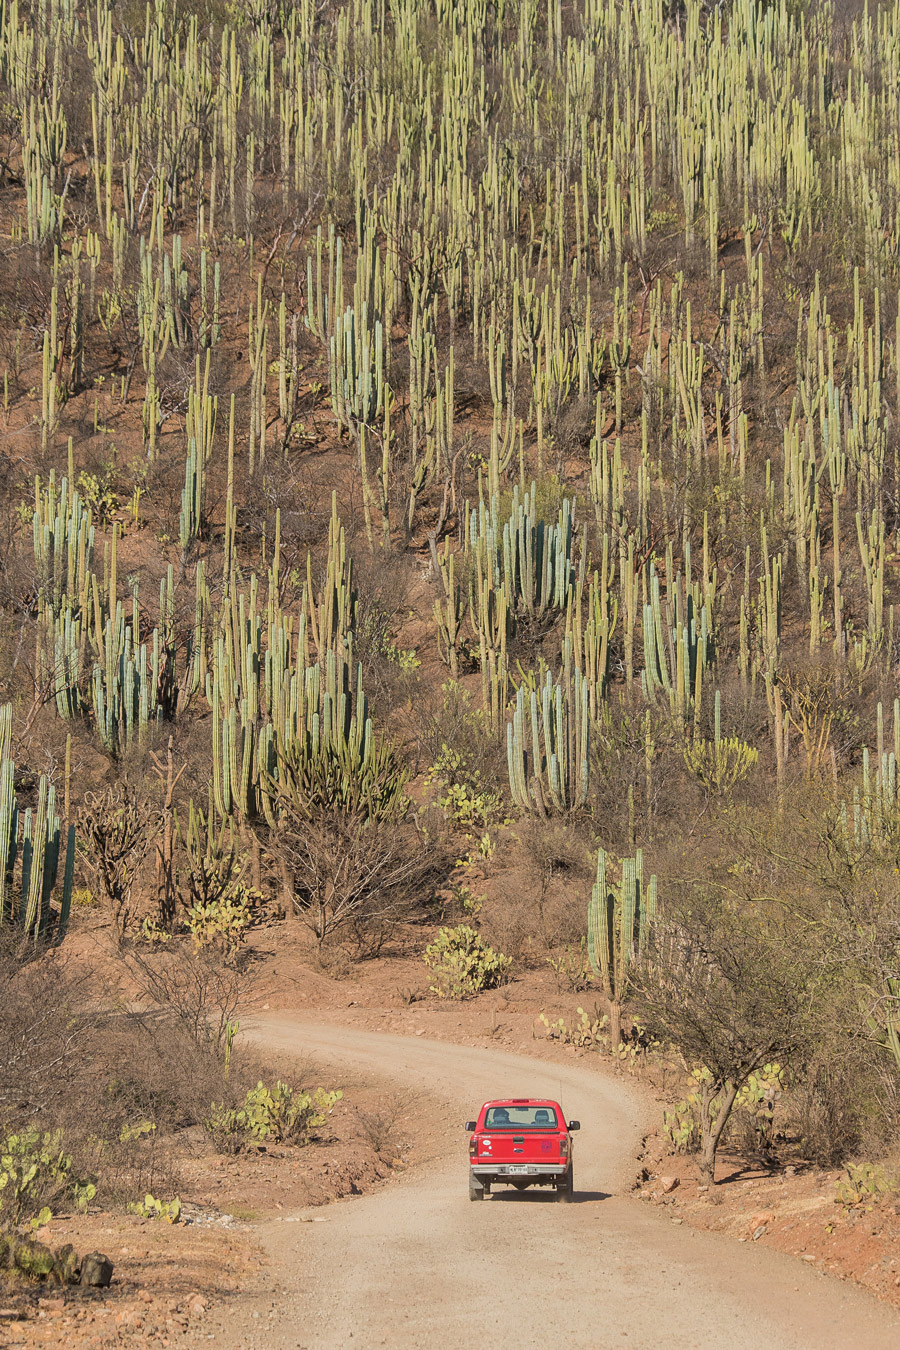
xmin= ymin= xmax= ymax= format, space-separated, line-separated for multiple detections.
xmin=39 ymin=598 xmax=85 ymax=721
xmin=641 ymin=562 xmax=712 ymax=723
xmin=91 ymin=599 xmax=172 ymax=757
xmin=329 ymin=302 xmax=384 ymax=430
xmin=32 ymin=469 xmax=95 ymax=617
xmin=506 ymin=667 xmax=589 ymax=815
xmin=566 ymin=538 xmax=619 ymax=715
xmin=434 ymin=545 xmax=467 ymax=678
xmin=304 ymin=493 xmax=357 ymax=659
xmin=179 ymin=437 xmax=205 ymax=553
xmin=838 ymin=700 xmax=900 ymax=854
xmin=179 ymin=354 xmax=216 ymax=551
xmin=587 ymin=847 xmax=657 ymax=1053
xmin=206 ymin=560 xmax=405 ymax=830
xmin=0 ymin=728 xmax=74 ymax=942
xmin=467 ymin=483 xmax=580 ymax=634
xmin=257 ymin=640 xmax=408 ymax=828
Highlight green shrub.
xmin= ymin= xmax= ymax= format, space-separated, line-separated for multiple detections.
xmin=423 ymin=925 xmax=511 ymax=999
xmin=834 ymin=1162 xmax=897 ymax=1209
xmin=539 ymin=1006 xmax=609 ymax=1050
xmin=0 ymin=1131 xmax=95 ymax=1229
xmin=127 ymin=1193 xmax=182 ymax=1222
xmin=425 ymin=745 xmax=504 ymax=832
xmin=185 ymin=886 xmax=260 ymax=953
xmin=205 ymin=1082 xmax=342 ymax=1152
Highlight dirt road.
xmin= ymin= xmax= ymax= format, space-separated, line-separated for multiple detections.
xmin=202 ymin=1018 xmax=900 ymax=1349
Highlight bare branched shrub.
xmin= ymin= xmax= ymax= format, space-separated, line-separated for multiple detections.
xmin=79 ymin=785 xmax=156 ymax=936
xmin=0 ymin=943 xmax=102 ymax=1123
xmin=354 ymin=1096 xmax=406 ymax=1159
xmin=277 ymin=808 xmax=442 ymax=951
xmin=125 ymin=942 xmax=251 ymax=1055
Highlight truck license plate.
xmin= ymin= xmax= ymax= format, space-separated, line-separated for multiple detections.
xmin=508 ymin=1165 xmax=529 ymax=1174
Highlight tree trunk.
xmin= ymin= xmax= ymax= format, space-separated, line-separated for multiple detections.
xmin=249 ymin=829 xmax=261 ymax=891
xmin=608 ymin=1000 xmax=622 ymax=1055
xmin=278 ymin=857 xmax=294 ymax=917
xmin=773 ymin=684 xmax=785 ymax=805
xmin=151 ymin=735 xmax=184 ymax=929
xmin=698 ymin=1079 xmax=740 ymax=1187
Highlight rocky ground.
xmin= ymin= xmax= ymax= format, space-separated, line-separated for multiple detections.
xmin=635 ymin=1142 xmax=900 ymax=1308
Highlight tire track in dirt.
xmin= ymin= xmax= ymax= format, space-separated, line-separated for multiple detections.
xmin=201 ymin=1019 xmax=900 ymax=1350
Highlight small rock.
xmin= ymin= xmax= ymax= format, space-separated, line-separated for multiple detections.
xmin=187 ymin=1295 xmax=207 ymax=1318
xmin=747 ymin=1211 xmax=774 ymax=1238
xmin=671 ymin=1218 xmax=683 ymax=1225
xmin=138 ymin=1290 xmax=153 ymax=1305
xmin=115 ymin=1310 xmax=143 ymax=1329
xmin=784 ymin=1165 xmax=797 ymax=1177
xmin=80 ymin=1253 xmax=114 ymax=1288
xmin=801 ymin=1253 xmax=817 ymax=1262
xmin=659 ymin=1176 xmax=679 ymax=1194
xmin=415 ymin=1029 xmax=425 ymax=1037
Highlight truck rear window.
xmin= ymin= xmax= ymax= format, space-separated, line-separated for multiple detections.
xmin=484 ymin=1106 xmax=558 ymax=1129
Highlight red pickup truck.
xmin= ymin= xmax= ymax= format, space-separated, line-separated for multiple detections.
xmin=465 ymin=1098 xmax=579 ymax=1201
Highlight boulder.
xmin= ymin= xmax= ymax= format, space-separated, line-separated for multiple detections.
xmin=659 ymin=1175 xmax=679 ymax=1194
xmin=80 ymin=1252 xmax=113 ymax=1288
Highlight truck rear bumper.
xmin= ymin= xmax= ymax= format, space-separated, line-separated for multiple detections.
xmin=471 ymin=1164 xmax=567 ymax=1178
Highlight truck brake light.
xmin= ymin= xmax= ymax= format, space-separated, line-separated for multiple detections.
xmin=469 ymin=1137 xmax=478 ymax=1157
xmin=560 ymin=1135 xmax=569 ymax=1158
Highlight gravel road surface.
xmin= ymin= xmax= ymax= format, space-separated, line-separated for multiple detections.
xmin=201 ymin=1018 xmax=900 ymax=1350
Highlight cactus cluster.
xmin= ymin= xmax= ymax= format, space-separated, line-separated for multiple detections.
xmin=0 ymin=707 xmax=74 ymax=941
xmin=507 ymin=667 xmax=590 ymax=816
xmin=32 ymin=467 xmax=94 ymax=618
xmin=587 ymin=848 xmax=657 ymax=1052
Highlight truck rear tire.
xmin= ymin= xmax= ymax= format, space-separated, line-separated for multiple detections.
xmin=469 ymin=1174 xmax=485 ymax=1201
xmin=556 ymin=1168 xmax=574 ymax=1202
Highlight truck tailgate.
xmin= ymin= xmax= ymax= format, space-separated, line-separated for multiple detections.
xmin=477 ymin=1131 xmax=562 ymax=1164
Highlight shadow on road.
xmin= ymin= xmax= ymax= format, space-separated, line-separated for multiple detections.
xmin=486 ymin=1189 xmax=611 ymax=1203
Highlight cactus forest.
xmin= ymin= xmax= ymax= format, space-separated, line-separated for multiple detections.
xmin=2 ymin=0 xmax=900 ymax=1178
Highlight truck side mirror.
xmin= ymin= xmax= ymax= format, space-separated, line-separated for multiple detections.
xmin=464 ymin=1121 xmax=477 ymax=1132
xmin=567 ymin=1120 xmax=581 ymax=1131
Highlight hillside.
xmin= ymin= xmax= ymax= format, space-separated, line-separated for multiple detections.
xmin=1 ymin=0 xmax=900 ymax=1329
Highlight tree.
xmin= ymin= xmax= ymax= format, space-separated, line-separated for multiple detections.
xmin=630 ymin=889 xmax=811 ymax=1187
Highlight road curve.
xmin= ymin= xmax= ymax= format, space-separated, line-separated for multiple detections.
xmin=204 ymin=1017 xmax=900 ymax=1350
